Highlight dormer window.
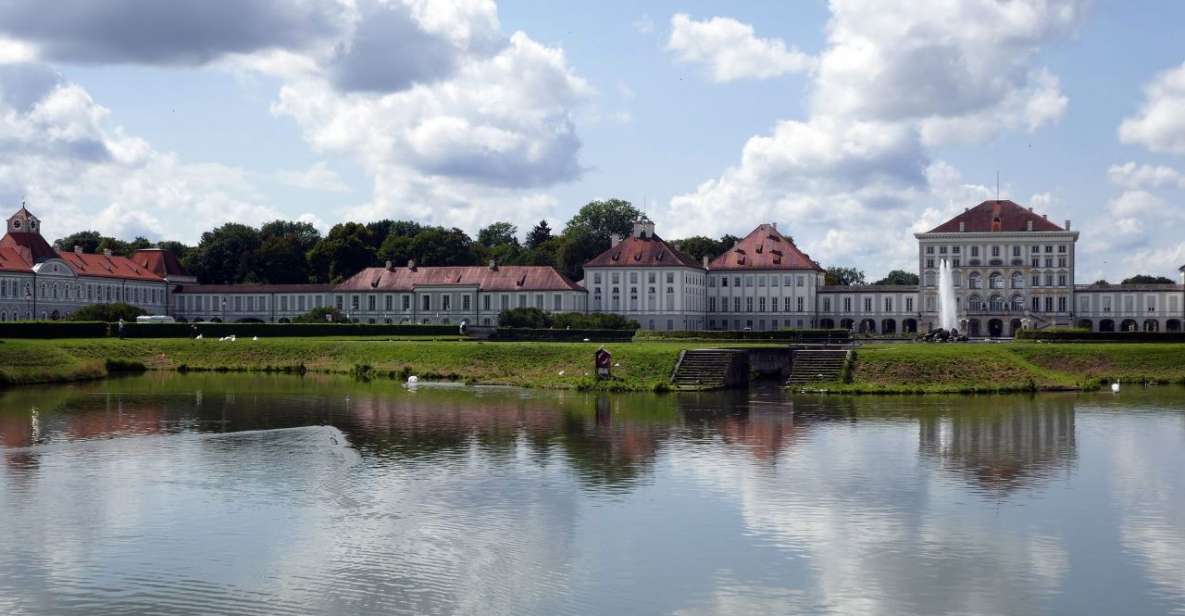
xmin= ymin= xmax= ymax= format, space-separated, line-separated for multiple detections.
xmin=11 ymin=220 xmax=20 ymax=230
xmin=991 ymin=216 xmax=1002 ymax=232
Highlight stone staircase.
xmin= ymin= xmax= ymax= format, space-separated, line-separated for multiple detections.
xmin=786 ymin=349 xmax=849 ymax=385
xmin=670 ymin=349 xmax=748 ymax=390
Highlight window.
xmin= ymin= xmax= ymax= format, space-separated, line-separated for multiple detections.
xmin=368 ymin=295 xmax=376 ymax=311
xmin=1032 ymin=257 xmax=1040 ymax=268
xmin=844 ymin=298 xmax=852 ymax=312
xmin=797 ymin=297 xmax=804 ymax=312
xmin=797 ymin=276 xmax=805 ymax=287
xmin=734 ymin=297 xmax=741 ymax=312
xmin=926 ymin=246 xmax=934 ymax=254
xmin=926 ymin=258 xmax=935 ymax=269
xmin=864 ymin=298 xmax=872 ymax=312
xmin=649 ymin=272 xmax=657 ymax=283
xmin=952 ymin=246 xmax=960 ymax=254
xmin=629 ymin=272 xmax=638 ymax=283
xmin=721 ymin=277 xmax=728 ymax=287
xmin=971 ymin=246 xmax=979 ymax=257
xmin=1045 ymin=297 xmax=1054 ymax=312
xmin=758 ymin=297 xmax=766 ymax=312
xmin=745 ymin=276 xmax=753 ymax=287
xmin=1045 ymin=245 xmax=1053 ymax=253
xmin=518 ymin=295 xmax=527 ymax=308
xmin=991 ymin=246 xmax=1000 ymax=257
xmin=384 ymin=295 xmax=392 ymax=311
xmin=1058 ymin=257 xmax=1066 ymax=267
xmin=482 ymin=295 xmax=490 ymax=310
xmin=771 ymin=276 xmax=779 ymax=287
xmin=593 ymin=273 xmax=601 ymax=284
xmin=1032 ymin=274 xmax=1041 ymax=287
xmin=666 ymin=272 xmax=675 ymax=284
xmin=823 ymin=298 xmax=832 ymax=312
xmin=884 ymin=298 xmax=893 ymax=312
xmin=535 ymin=294 xmax=543 ymax=309
xmin=746 ymin=297 xmax=753 ymax=312
xmin=709 ymin=297 xmax=716 ymax=312
xmin=1012 ymin=246 xmax=1021 ymax=257
xmin=905 ymin=297 xmax=913 ymax=312
xmin=1058 ymin=245 xmax=1067 ymax=253
xmin=1058 ymin=297 xmax=1067 ymax=313
xmin=939 ymin=246 xmax=948 ymax=254
xmin=463 ymin=295 xmax=471 ymax=311
xmin=422 ymin=295 xmax=431 ymax=311
xmin=403 ymin=295 xmax=411 ymax=310
xmin=1057 ymin=274 xmax=1066 ymax=287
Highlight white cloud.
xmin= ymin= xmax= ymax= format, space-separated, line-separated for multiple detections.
xmin=1119 ymin=61 xmax=1185 ymax=154
xmin=667 ymin=14 xmax=814 ymax=82
xmin=0 ymin=63 xmax=280 ymax=243
xmin=663 ymin=1 xmax=1080 ymax=276
xmin=632 ymin=14 xmax=655 ymax=35
xmin=1107 ymin=161 xmax=1185 ymax=189
xmin=275 ymin=161 xmax=350 ymax=193
xmin=0 ymin=36 xmax=35 ymax=64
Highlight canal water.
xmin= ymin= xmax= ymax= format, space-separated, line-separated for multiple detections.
xmin=1 ymin=373 xmax=1183 ymax=615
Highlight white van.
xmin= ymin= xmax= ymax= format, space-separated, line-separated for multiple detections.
xmin=136 ymin=315 xmax=176 ymax=324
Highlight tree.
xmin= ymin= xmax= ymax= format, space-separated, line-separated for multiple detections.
xmin=1121 ymin=274 xmax=1175 ymax=285
xmin=556 ymin=227 xmax=604 ymax=281
xmin=671 ymin=236 xmax=722 ymax=263
xmin=293 ymin=306 xmax=349 ymax=323
xmin=825 ymin=266 xmax=866 ymax=286
xmin=184 ymin=223 xmax=262 ymax=284
xmin=525 ymin=220 xmax=553 ymax=249
xmin=156 ymin=240 xmax=193 ymax=262
xmin=365 ymin=220 xmax=422 ymax=251
xmin=254 ymin=220 xmax=321 ymax=283
xmin=478 ymin=222 xmax=519 ymax=248
xmin=57 ymin=231 xmax=102 ymax=253
xmin=563 ymin=199 xmax=642 ymax=243
xmin=873 ymin=270 xmax=919 ymax=286
xmin=498 ymin=307 xmax=551 ymax=328
xmin=67 ymin=302 xmax=146 ymax=322
xmin=306 ymin=222 xmax=375 ymax=282
xmin=406 ymin=227 xmax=479 ymax=266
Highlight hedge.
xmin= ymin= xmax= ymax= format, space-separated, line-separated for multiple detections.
xmin=487 ymin=328 xmax=636 ymax=342
xmin=636 ymin=329 xmax=851 ymax=343
xmin=0 ymin=321 xmax=109 ymax=338
xmin=1017 ymin=330 xmax=1185 ymax=343
xmin=0 ymin=321 xmax=459 ymax=339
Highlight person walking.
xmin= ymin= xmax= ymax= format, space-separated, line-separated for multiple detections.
xmin=117 ymin=318 xmax=125 ymax=339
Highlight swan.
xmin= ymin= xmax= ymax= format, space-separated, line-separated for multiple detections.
xmin=1111 ymin=379 xmax=1120 ymax=393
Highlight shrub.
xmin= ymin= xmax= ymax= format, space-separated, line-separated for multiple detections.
xmin=67 ymin=303 xmax=146 ymax=322
xmin=293 ymin=306 xmax=349 ymax=323
xmin=498 ymin=307 xmax=551 ymax=328
xmin=551 ymin=312 xmax=639 ymax=330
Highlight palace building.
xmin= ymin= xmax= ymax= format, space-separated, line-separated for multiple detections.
xmin=3 ymin=201 xmax=1183 ymax=334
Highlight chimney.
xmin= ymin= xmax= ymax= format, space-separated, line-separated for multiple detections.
xmin=74 ymin=245 xmax=83 ymax=254
xmin=772 ymin=222 xmax=777 ymax=230
xmin=1065 ymin=219 xmax=1071 ymax=230
xmin=488 ymin=259 xmax=497 ymax=271
xmin=958 ymin=221 xmax=965 ymax=232
xmin=52 ymin=240 xmax=62 ymax=250
xmin=407 ymin=259 xmax=416 ymax=271
xmin=385 ymin=260 xmax=392 ymax=270
xmin=1026 ymin=220 xmax=1033 ymax=231
xmin=1043 ymin=213 xmax=1048 ymax=220
xmin=610 ymin=233 xmax=623 ymax=247
xmin=702 ymin=255 xmax=709 ymax=268
xmin=103 ymin=248 xmax=112 ymax=257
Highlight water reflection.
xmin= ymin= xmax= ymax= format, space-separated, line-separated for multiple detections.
xmin=0 ymin=375 xmax=1183 ymax=615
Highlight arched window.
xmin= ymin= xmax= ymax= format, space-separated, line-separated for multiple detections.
xmin=969 ymin=295 xmax=984 ymax=311
xmin=924 ymin=271 xmax=937 ymax=287
xmin=990 ymin=295 xmax=1005 ymax=311
xmin=968 ymin=272 xmax=982 ymax=289
xmin=989 ymin=272 xmax=1004 ymax=289
xmin=1010 ymin=295 xmax=1024 ymax=312
xmin=1011 ymin=272 xmax=1024 ymax=289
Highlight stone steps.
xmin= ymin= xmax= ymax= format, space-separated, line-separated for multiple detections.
xmin=671 ymin=350 xmax=746 ymax=389
xmin=786 ymin=350 xmax=849 ymax=385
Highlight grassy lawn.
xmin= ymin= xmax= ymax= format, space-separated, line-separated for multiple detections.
xmin=822 ymin=341 xmax=1185 ymax=394
xmin=0 ymin=337 xmax=721 ymax=392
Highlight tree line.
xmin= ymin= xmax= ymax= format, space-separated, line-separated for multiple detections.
xmin=54 ymin=199 xmax=754 ymax=286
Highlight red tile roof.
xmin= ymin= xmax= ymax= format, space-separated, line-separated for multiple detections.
xmin=0 ymin=244 xmax=32 ymax=273
xmin=0 ymin=231 xmax=59 ymax=264
xmin=176 ymin=283 xmax=333 ymax=294
xmin=927 ymin=200 xmax=1064 ymax=233
xmin=57 ymin=251 xmax=166 ymax=282
xmin=584 ymin=234 xmax=703 ymax=269
xmin=335 ymin=265 xmax=585 ymax=292
xmin=709 ymin=223 xmax=822 ymax=271
xmin=133 ymin=248 xmax=189 ymax=278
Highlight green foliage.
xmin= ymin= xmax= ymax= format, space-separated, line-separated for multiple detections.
xmin=671 ymin=236 xmax=726 ymax=263
xmin=184 ymin=222 xmax=262 ymax=284
xmin=498 ymin=307 xmax=551 ymax=328
xmin=407 ymin=227 xmax=479 ymax=266
xmin=563 ymin=199 xmax=642 ymax=242
xmin=67 ymin=303 xmax=146 ymax=322
xmin=478 ymin=222 xmax=519 ymax=248
xmin=556 ymin=227 xmax=604 ymax=281
xmin=635 ymin=329 xmax=850 ymax=342
xmin=1121 ymin=274 xmax=1175 ymax=285
xmin=57 ymin=231 xmax=151 ymax=257
xmin=525 ymin=220 xmax=552 ymax=249
xmin=155 ymin=240 xmax=193 ymax=262
xmin=306 ymin=222 xmax=375 ymax=282
xmin=292 ymin=306 xmax=349 ymax=323
xmin=825 ymin=266 xmax=866 ymax=286
xmin=873 ymin=270 xmax=919 ymax=286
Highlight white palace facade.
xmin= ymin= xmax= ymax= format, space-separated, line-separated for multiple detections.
xmin=3 ymin=201 xmax=1183 ymax=334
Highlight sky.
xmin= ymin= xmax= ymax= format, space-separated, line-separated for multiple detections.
xmin=1 ymin=0 xmax=1184 ymax=282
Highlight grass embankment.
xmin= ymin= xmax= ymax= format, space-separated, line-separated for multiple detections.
xmin=0 ymin=337 xmax=705 ymax=392
xmin=821 ymin=341 xmax=1185 ymax=394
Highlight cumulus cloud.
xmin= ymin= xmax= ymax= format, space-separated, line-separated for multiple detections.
xmin=0 ymin=62 xmax=280 ymax=242
xmin=667 ymin=14 xmax=814 ymax=82
xmin=663 ymin=1 xmax=1081 ymax=276
xmin=1107 ymin=161 xmax=1185 ymax=190
xmin=275 ymin=161 xmax=351 ymax=193
xmin=1119 ymin=61 xmax=1185 ymax=154
xmin=0 ymin=0 xmax=341 ymax=65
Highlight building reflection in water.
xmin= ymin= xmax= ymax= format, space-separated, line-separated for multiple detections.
xmin=917 ymin=396 xmax=1077 ymax=494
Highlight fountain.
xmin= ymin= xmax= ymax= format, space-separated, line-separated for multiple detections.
xmin=938 ymin=258 xmax=958 ymax=332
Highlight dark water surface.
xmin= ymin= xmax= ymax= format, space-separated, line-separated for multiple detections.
xmin=1 ymin=373 xmax=1184 ymax=615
